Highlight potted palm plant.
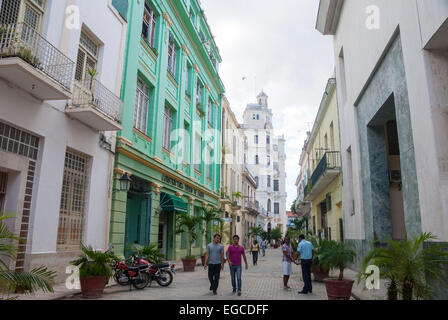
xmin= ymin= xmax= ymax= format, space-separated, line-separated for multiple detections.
xmin=0 ymin=215 xmax=56 ymax=300
xmin=319 ymin=240 xmax=356 ymax=300
xmin=358 ymin=232 xmax=448 ymax=300
xmin=232 ymin=192 xmax=242 ymax=207
xmin=309 ymin=236 xmax=331 ymax=282
xmin=175 ymin=212 xmax=204 ymax=272
xmin=70 ymin=243 xmax=116 ymax=299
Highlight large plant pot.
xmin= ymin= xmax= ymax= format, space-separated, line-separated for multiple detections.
xmin=312 ymin=266 xmax=330 ymax=282
xmin=80 ymin=276 xmax=107 ymax=299
xmin=323 ymin=278 xmax=355 ymax=300
xmin=182 ymin=258 xmax=197 ymax=272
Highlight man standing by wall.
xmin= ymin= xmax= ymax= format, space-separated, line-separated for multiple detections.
xmin=295 ymin=234 xmax=314 ymax=294
xmin=204 ymin=234 xmax=225 ymax=295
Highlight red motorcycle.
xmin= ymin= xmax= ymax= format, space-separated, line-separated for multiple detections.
xmin=134 ymin=255 xmax=176 ymax=287
xmin=112 ymin=255 xmax=150 ymax=289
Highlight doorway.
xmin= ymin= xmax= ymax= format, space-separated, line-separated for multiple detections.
xmin=158 ymin=213 xmax=168 ymax=257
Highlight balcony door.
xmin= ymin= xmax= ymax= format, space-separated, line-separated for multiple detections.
xmin=320 ymin=201 xmax=328 ymax=240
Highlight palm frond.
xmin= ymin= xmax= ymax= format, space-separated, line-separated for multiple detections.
xmin=0 ymin=266 xmax=56 ymax=295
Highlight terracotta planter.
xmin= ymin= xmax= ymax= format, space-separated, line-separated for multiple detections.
xmin=80 ymin=276 xmax=107 ymax=299
xmin=312 ymin=266 xmax=330 ymax=282
xmin=323 ymin=278 xmax=355 ymax=300
xmin=182 ymin=258 xmax=197 ymax=272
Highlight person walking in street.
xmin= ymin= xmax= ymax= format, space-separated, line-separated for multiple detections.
xmin=204 ymin=234 xmax=225 ymax=295
xmin=261 ymin=239 xmax=267 ymax=257
xmin=282 ymin=236 xmax=294 ymax=290
xmin=295 ymin=234 xmax=314 ymax=295
xmin=250 ymin=240 xmax=261 ymax=266
xmin=227 ymin=235 xmax=248 ymax=296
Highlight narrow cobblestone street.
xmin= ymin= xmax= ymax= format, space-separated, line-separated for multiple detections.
xmin=67 ymin=248 xmax=327 ymax=300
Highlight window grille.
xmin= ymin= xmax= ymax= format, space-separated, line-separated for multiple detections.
xmin=75 ymin=30 xmax=99 ymax=82
xmin=57 ymin=149 xmax=89 ymax=251
xmin=207 ymin=100 xmax=212 ymax=125
xmin=194 ymin=134 xmax=201 ymax=172
xmin=0 ymin=121 xmax=39 ymax=160
xmin=134 ymin=78 xmax=150 ymax=133
xmin=0 ymin=0 xmax=21 ymax=24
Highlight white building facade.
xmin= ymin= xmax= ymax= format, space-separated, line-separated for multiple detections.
xmin=242 ymin=91 xmax=287 ymax=235
xmin=316 ymin=0 xmax=448 ymax=297
xmin=0 ymin=0 xmax=126 ymax=282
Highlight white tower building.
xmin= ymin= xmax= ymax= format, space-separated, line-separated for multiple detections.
xmin=242 ymin=91 xmax=287 ymax=235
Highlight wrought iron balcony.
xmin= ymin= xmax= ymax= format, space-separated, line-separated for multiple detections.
xmin=243 ymin=198 xmax=259 ymax=213
xmin=0 ymin=23 xmax=74 ymax=99
xmin=304 ymin=151 xmax=341 ymax=201
xmin=66 ymin=79 xmax=123 ymax=131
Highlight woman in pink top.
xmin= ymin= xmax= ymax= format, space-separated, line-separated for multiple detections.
xmin=226 ymin=235 xmax=248 ymax=296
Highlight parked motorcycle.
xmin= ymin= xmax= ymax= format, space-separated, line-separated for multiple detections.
xmin=134 ymin=254 xmax=176 ymax=287
xmin=112 ymin=255 xmax=150 ymax=289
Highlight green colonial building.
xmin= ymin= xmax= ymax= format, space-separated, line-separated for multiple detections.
xmin=110 ymin=0 xmax=225 ymax=260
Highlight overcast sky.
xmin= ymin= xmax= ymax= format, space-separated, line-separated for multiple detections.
xmin=202 ymin=0 xmax=335 ymax=209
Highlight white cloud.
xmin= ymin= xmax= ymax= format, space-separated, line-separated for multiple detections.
xmin=202 ymin=0 xmax=335 ymax=208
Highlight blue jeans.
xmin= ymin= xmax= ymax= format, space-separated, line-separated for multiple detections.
xmin=230 ymin=265 xmax=242 ymax=292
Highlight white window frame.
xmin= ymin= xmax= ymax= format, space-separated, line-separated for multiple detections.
xmin=75 ymin=30 xmax=100 ymax=83
xmin=167 ymin=32 xmax=177 ymax=79
xmin=134 ymin=78 xmax=150 ymax=134
xmin=142 ymin=1 xmax=157 ymax=48
xmin=163 ymin=106 xmax=173 ymax=151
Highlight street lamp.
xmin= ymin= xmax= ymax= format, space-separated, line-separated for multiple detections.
xmin=119 ymin=172 xmax=132 ymax=192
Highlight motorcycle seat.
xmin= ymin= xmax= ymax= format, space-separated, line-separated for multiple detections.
xmin=153 ymin=263 xmax=170 ymax=269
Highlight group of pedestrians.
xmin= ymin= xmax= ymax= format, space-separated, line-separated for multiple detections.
xmin=282 ymin=235 xmax=314 ymax=295
xmin=204 ymin=234 xmax=264 ymax=296
xmin=204 ymin=233 xmax=315 ymax=297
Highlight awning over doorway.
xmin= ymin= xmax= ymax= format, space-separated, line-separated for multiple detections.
xmin=160 ymin=192 xmax=188 ymax=214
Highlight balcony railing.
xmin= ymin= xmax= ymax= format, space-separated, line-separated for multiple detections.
xmin=304 ymin=151 xmax=341 ymax=198
xmin=244 ymin=198 xmax=259 ymax=212
xmin=71 ymin=79 xmax=123 ymax=123
xmin=0 ymin=23 xmax=74 ymax=91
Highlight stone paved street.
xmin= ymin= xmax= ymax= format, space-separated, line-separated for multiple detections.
xmin=67 ymin=248 xmax=328 ymax=300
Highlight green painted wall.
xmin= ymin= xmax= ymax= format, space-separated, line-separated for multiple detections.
xmin=111 ymin=0 xmax=225 ymax=260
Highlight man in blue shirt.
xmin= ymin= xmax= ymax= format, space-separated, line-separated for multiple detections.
xmin=295 ymin=234 xmax=314 ymax=294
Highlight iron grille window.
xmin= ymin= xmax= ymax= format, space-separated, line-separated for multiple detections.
xmin=267 ymin=175 xmax=271 ymax=188
xmin=75 ymin=30 xmax=99 ymax=82
xmin=57 ymin=149 xmax=89 ymax=251
xmin=0 ymin=121 xmax=39 ymax=160
xmin=134 ymin=78 xmax=150 ymax=133
xmin=0 ymin=0 xmax=21 ymax=24
xmin=163 ymin=106 xmax=173 ymax=151
xmin=142 ymin=1 xmax=156 ymax=48
xmin=255 ymin=135 xmax=258 ymax=144
xmin=167 ymin=32 xmax=177 ymax=79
